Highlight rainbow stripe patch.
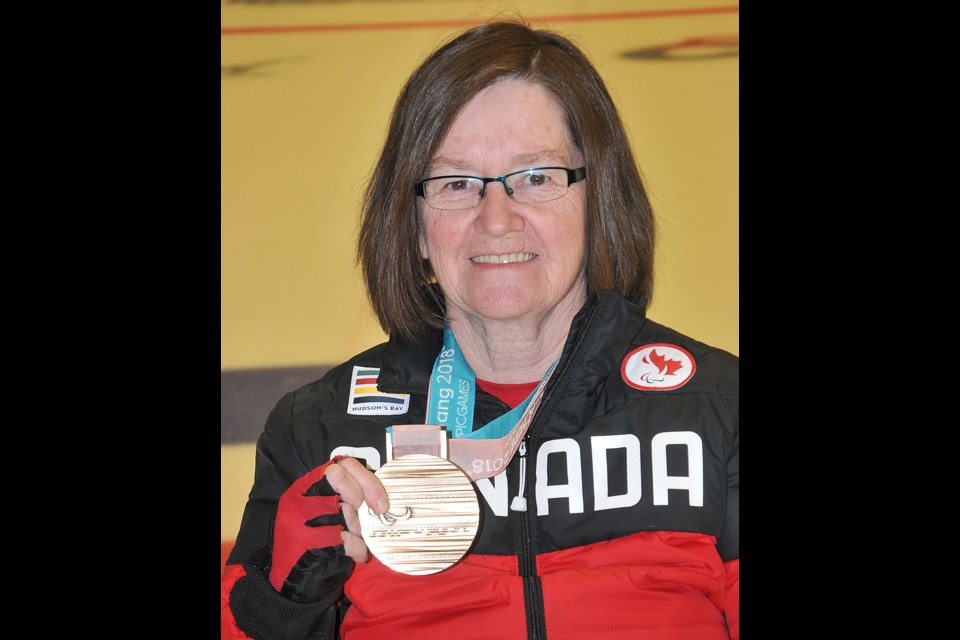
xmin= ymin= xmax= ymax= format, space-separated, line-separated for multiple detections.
xmin=348 ymin=366 xmax=410 ymax=415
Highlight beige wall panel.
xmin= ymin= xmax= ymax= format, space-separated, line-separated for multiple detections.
xmin=222 ymin=0 xmax=738 ymax=371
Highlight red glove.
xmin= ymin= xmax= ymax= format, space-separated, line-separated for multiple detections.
xmin=269 ymin=457 xmax=353 ymax=602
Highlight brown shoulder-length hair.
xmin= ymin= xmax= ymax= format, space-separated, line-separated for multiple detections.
xmin=357 ymin=19 xmax=655 ymax=345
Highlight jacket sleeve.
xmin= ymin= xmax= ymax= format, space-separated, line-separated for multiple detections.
xmin=222 ymin=564 xmax=251 ymax=639
xmin=723 ymin=558 xmax=739 ymax=640
xmin=220 ymin=390 xmax=345 ymax=640
xmin=222 ymin=546 xmax=339 ymax=640
xmin=719 ymin=406 xmax=739 ymax=639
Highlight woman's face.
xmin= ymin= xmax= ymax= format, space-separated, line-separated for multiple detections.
xmin=418 ymin=78 xmax=588 ymax=327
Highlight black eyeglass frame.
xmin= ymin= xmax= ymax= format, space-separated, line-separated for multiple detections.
xmin=414 ymin=166 xmax=587 ymax=200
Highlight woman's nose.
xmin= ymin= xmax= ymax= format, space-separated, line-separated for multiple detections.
xmin=476 ymin=193 xmax=523 ymax=235
xmin=475 ymin=182 xmax=523 ymax=235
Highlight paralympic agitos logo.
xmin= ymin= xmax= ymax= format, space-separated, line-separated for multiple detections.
xmin=621 ymin=343 xmax=696 ymax=391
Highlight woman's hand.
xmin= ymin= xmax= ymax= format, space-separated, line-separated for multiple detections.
xmin=268 ymin=456 xmax=388 ymax=599
xmin=323 ymin=456 xmax=389 ymax=563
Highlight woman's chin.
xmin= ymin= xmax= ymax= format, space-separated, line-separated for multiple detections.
xmin=464 ymin=287 xmax=535 ymax=321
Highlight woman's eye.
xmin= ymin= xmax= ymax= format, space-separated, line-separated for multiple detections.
xmin=521 ymin=172 xmax=550 ymax=187
xmin=445 ymin=179 xmax=470 ymax=191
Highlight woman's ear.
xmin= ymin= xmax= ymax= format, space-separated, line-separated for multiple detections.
xmin=418 ymin=232 xmax=429 ymax=260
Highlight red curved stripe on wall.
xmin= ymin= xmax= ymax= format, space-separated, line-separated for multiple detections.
xmin=221 ymin=5 xmax=740 ymax=35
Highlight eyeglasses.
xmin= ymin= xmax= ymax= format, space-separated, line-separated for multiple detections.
xmin=415 ymin=166 xmax=586 ymax=211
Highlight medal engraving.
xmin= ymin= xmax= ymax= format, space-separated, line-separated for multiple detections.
xmin=358 ymin=453 xmax=480 ymax=575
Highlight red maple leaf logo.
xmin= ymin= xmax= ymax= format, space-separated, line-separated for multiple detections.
xmin=644 ymin=349 xmax=684 ymax=376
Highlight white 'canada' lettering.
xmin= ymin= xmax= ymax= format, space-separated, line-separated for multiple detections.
xmin=651 ymin=431 xmax=703 ymax=506
xmin=592 ymin=434 xmax=642 ymax=511
xmin=476 ymin=432 xmax=704 ymax=515
xmin=331 ymin=446 xmax=382 ymax=470
xmin=331 ymin=432 xmax=705 ymax=516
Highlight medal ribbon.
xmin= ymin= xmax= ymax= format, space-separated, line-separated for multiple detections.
xmin=422 ymin=326 xmax=556 ymax=480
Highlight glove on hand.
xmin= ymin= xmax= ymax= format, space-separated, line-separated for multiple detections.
xmin=269 ymin=456 xmax=354 ymax=603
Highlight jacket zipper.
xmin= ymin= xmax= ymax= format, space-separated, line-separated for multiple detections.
xmin=517 ymin=304 xmax=600 ymax=640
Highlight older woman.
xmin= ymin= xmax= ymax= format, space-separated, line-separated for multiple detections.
xmin=222 ymin=19 xmax=738 ymax=640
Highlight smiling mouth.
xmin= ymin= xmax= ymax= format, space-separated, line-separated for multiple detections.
xmin=471 ymin=252 xmax=536 ymax=264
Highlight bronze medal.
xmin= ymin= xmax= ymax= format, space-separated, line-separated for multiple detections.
xmin=358 ymin=453 xmax=480 ymax=575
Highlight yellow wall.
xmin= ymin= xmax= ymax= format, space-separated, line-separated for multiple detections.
xmin=221 ymin=0 xmax=738 ymax=542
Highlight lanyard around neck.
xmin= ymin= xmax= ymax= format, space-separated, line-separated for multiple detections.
xmin=423 ymin=326 xmax=556 ymax=479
